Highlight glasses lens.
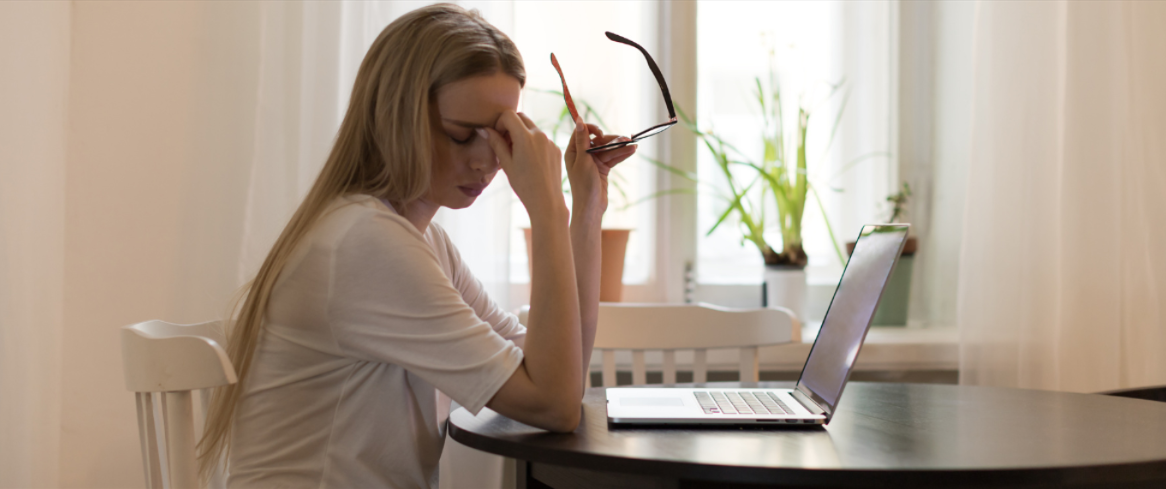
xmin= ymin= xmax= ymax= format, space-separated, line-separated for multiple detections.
xmin=585 ymin=139 xmax=633 ymax=154
xmin=632 ymin=121 xmax=677 ymax=140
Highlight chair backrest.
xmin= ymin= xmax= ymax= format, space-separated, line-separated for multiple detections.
xmin=593 ymin=303 xmax=800 ymax=387
xmin=121 ymin=320 xmax=237 ymax=489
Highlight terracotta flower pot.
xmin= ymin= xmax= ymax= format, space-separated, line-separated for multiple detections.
xmin=524 ymin=228 xmax=630 ymax=302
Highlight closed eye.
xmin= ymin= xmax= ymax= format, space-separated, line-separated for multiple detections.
xmin=449 ymin=132 xmax=474 ymax=145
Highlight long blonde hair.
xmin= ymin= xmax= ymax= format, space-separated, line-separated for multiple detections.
xmin=197 ymin=4 xmax=525 ymax=477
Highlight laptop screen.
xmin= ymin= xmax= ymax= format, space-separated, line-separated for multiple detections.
xmin=796 ymin=224 xmax=909 ymax=415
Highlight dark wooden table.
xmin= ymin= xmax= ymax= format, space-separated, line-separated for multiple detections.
xmin=448 ymin=382 xmax=1166 ymax=488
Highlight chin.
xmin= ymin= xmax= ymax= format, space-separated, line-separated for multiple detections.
xmin=445 ymin=196 xmax=477 ymax=210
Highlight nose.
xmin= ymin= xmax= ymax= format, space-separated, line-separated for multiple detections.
xmin=469 ymin=140 xmax=500 ymax=174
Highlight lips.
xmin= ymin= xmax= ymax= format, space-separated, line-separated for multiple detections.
xmin=458 ymin=185 xmax=486 ymax=197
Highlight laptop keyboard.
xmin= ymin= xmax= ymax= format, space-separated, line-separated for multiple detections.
xmin=694 ymin=391 xmax=794 ymax=415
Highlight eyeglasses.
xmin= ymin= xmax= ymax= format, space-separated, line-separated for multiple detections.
xmin=551 ymin=31 xmax=677 ymax=154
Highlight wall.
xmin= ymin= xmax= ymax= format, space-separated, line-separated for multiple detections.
xmin=60 ymin=2 xmax=261 ymax=486
xmin=0 ymin=2 xmax=70 ymax=487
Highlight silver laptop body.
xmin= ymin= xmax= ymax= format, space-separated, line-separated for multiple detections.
xmin=606 ymin=224 xmax=910 ymax=426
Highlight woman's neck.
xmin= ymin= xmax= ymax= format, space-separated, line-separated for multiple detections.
xmin=391 ymin=198 xmax=440 ymax=233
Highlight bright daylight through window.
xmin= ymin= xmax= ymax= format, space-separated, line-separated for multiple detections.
xmin=694 ymin=1 xmax=895 ymax=288
xmin=508 ymin=2 xmax=660 ymax=286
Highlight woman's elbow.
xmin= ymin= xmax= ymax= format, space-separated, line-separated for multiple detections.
xmin=544 ymin=403 xmax=582 ymax=433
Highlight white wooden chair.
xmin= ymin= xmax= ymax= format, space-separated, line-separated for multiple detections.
xmin=121 ymin=320 xmax=237 ymax=489
xmin=593 ymin=303 xmax=800 ymax=386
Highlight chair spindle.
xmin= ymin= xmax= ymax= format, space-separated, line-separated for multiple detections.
xmin=663 ymin=350 xmax=676 ymax=384
xmin=632 ymin=350 xmax=646 ymax=385
xmin=602 ymin=350 xmax=617 ymax=387
xmin=694 ymin=349 xmax=707 ymax=384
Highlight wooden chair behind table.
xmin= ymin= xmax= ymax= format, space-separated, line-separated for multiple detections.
xmin=594 ymin=303 xmax=801 ymax=387
xmin=121 ymin=320 xmax=236 ymax=489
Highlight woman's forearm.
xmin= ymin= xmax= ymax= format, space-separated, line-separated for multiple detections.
xmin=570 ymin=197 xmax=604 ymax=386
xmin=525 ymin=208 xmax=583 ymax=407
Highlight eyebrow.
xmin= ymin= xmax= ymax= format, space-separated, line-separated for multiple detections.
xmin=442 ymin=117 xmax=494 ymax=129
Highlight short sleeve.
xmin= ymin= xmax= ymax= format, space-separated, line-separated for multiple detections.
xmin=326 ymin=212 xmax=523 ymax=415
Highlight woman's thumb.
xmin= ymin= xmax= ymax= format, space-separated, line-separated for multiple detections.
xmin=573 ymin=117 xmax=589 ymax=156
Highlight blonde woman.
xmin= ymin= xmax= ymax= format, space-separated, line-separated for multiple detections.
xmin=197 ymin=4 xmax=637 ymax=488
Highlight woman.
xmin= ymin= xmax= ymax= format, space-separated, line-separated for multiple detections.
xmin=197 ymin=4 xmax=636 ymax=488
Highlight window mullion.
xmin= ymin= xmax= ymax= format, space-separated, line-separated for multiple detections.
xmin=655 ymin=0 xmax=699 ymax=303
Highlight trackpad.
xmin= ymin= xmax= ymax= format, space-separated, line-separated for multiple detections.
xmin=621 ymin=397 xmax=684 ymax=407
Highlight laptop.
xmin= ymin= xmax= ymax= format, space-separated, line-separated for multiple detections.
xmin=606 ymin=224 xmax=910 ymax=425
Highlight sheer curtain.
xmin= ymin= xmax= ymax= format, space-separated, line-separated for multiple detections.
xmin=0 ymin=3 xmax=68 ymax=487
xmin=0 ymin=1 xmax=515 ymax=487
xmin=959 ymin=0 xmax=1166 ymax=392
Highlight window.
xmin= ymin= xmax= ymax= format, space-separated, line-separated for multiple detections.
xmin=415 ymin=1 xmax=908 ymax=318
xmin=509 ymin=1 xmax=662 ymax=289
xmin=693 ymin=1 xmax=897 ymax=291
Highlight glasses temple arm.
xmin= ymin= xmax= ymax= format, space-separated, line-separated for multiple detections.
xmin=604 ymin=31 xmax=676 ymax=120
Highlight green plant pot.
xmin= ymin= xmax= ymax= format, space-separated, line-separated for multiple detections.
xmin=847 ymin=237 xmax=916 ymax=326
xmin=871 ymin=254 xmax=913 ymax=326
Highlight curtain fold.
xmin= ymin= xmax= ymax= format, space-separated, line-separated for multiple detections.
xmin=959 ymin=0 xmax=1166 ymax=392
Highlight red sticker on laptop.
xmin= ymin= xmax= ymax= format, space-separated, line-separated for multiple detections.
xmin=550 ymin=53 xmax=581 ymax=124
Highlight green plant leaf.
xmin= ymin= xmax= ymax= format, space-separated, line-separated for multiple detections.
xmin=809 ymin=181 xmax=846 ymax=265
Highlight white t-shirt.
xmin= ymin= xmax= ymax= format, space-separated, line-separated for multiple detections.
xmin=227 ymin=194 xmax=526 ymax=489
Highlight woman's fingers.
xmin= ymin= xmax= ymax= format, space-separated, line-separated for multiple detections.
xmin=598 ymin=144 xmax=637 ymax=166
xmin=516 ymin=112 xmax=539 ymax=131
xmin=592 ymin=134 xmax=626 ymax=147
xmin=494 ymin=110 xmax=531 ymax=139
xmin=478 ymin=127 xmax=512 ymax=165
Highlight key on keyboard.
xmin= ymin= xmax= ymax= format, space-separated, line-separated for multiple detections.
xmin=695 ymin=391 xmax=795 ymax=415
xmin=694 ymin=391 xmax=720 ymax=414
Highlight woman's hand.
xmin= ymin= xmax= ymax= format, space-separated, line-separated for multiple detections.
xmin=563 ymin=117 xmax=638 ymax=213
xmin=480 ymin=111 xmax=565 ymax=222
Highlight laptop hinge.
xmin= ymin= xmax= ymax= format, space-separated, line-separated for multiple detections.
xmin=791 ymin=389 xmax=827 ymax=416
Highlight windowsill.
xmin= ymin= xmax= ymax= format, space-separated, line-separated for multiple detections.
xmin=773 ymin=324 xmax=959 ymax=371
xmin=588 ymin=326 xmax=959 ymax=373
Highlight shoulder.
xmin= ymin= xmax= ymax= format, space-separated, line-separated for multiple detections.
xmin=325 ymin=194 xmax=423 ymax=237
xmin=426 ymin=220 xmax=455 ymax=249
xmin=314 ymin=194 xmax=434 ymax=258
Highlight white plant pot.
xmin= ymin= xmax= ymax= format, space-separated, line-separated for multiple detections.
xmin=763 ymin=266 xmax=806 ymax=322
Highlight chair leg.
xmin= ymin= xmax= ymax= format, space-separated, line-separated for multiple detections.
xmin=136 ymin=393 xmax=164 ymax=489
xmin=163 ymin=391 xmax=199 ymax=489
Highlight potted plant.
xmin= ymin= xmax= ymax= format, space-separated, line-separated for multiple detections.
xmin=676 ymin=69 xmax=849 ymax=320
xmin=846 ymin=183 xmax=917 ymax=325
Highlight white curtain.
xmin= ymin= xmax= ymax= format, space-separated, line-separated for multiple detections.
xmin=0 ymin=2 xmax=68 ymax=487
xmin=959 ymin=0 xmax=1166 ymax=392
xmin=0 ymin=1 xmax=513 ymax=487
